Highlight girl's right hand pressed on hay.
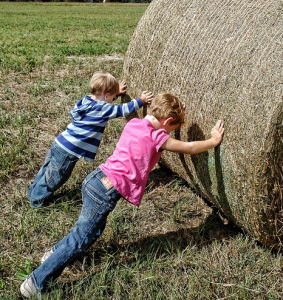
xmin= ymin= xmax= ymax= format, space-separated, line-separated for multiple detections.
xmin=211 ymin=120 xmax=225 ymax=145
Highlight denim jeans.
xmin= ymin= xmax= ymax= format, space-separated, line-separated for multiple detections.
xmin=28 ymin=141 xmax=79 ymax=208
xmin=30 ymin=167 xmax=121 ymax=292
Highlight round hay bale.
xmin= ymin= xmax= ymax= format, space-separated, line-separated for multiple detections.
xmin=123 ymin=0 xmax=283 ymax=250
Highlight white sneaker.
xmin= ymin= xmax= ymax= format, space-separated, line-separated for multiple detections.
xmin=41 ymin=249 xmax=53 ymax=264
xmin=20 ymin=276 xmax=41 ymax=299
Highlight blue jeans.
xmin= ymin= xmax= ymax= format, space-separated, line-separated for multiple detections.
xmin=28 ymin=141 xmax=79 ymax=208
xmin=30 ymin=167 xmax=121 ymax=292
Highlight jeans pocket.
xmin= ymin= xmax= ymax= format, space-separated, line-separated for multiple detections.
xmin=46 ymin=170 xmax=62 ymax=191
xmin=46 ymin=144 xmax=78 ymax=191
xmin=46 ymin=159 xmax=66 ymax=191
xmin=51 ymin=144 xmax=67 ymax=168
xmin=84 ymin=186 xmax=116 ymax=218
xmin=83 ymin=189 xmax=104 ymax=219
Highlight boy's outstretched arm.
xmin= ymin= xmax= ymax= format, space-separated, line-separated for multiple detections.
xmin=161 ymin=120 xmax=225 ymax=154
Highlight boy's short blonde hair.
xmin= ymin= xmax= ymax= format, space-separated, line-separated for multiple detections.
xmin=89 ymin=72 xmax=120 ymax=96
xmin=149 ymin=93 xmax=185 ymax=126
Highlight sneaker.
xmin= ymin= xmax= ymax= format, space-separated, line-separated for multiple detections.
xmin=41 ymin=249 xmax=53 ymax=264
xmin=20 ymin=276 xmax=41 ymax=299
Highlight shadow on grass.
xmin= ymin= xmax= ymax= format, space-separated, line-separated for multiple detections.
xmin=55 ymin=211 xmax=243 ymax=297
xmin=38 ymin=188 xmax=82 ymax=209
xmin=91 ymin=211 xmax=242 ymax=262
xmin=53 ymin=189 xmax=82 ymax=205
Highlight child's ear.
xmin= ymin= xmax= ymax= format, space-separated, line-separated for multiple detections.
xmin=163 ymin=117 xmax=174 ymax=125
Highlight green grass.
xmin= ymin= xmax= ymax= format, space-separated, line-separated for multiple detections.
xmin=1 ymin=2 xmax=283 ymax=300
xmin=0 ymin=2 xmax=144 ymax=74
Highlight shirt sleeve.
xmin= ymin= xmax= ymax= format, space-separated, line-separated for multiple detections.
xmin=101 ymin=98 xmax=143 ymax=120
xmin=152 ymin=129 xmax=170 ymax=152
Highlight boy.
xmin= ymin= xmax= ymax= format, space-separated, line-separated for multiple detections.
xmin=28 ymin=72 xmax=153 ymax=208
xmin=21 ymin=93 xmax=224 ymax=297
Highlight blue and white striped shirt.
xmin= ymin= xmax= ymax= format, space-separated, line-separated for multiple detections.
xmin=55 ymin=95 xmax=143 ymax=161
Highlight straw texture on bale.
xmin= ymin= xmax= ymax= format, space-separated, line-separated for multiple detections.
xmin=123 ymin=0 xmax=283 ymax=250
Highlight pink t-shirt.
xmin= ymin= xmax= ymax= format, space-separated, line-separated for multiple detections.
xmin=100 ymin=118 xmax=169 ymax=206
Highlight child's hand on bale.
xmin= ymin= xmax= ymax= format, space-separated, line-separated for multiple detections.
xmin=140 ymin=91 xmax=154 ymax=104
xmin=119 ymin=80 xmax=127 ymax=94
xmin=211 ymin=120 xmax=225 ymax=146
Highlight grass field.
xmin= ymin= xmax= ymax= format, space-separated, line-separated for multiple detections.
xmin=0 ymin=2 xmax=283 ymax=299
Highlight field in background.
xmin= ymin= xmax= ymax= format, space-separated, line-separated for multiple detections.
xmin=0 ymin=3 xmax=282 ymax=299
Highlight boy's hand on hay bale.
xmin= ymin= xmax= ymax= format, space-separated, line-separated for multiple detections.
xmin=211 ymin=120 xmax=225 ymax=146
xmin=140 ymin=91 xmax=154 ymax=104
xmin=119 ymin=80 xmax=127 ymax=94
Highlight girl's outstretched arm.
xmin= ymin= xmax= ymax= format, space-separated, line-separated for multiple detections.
xmin=161 ymin=120 xmax=224 ymax=154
